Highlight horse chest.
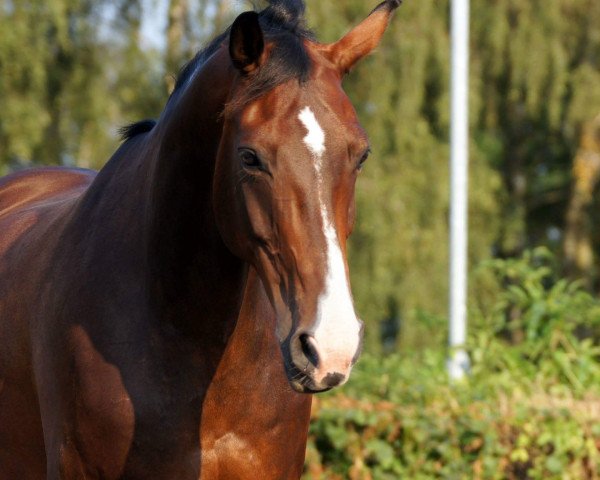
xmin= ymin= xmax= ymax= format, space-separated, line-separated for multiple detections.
xmin=198 ymin=418 xmax=309 ymax=479
xmin=68 ymin=376 xmax=309 ymax=479
xmin=199 ymin=432 xmax=265 ymax=478
xmin=197 ymin=382 xmax=312 ymax=479
xmin=64 ymin=327 xmax=310 ymax=479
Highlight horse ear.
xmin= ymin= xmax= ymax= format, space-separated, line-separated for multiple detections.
xmin=229 ymin=11 xmax=265 ymax=74
xmin=326 ymin=0 xmax=401 ymax=74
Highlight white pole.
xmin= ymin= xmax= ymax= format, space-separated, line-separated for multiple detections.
xmin=448 ymin=0 xmax=470 ymax=380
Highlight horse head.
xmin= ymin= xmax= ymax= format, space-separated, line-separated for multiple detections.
xmin=213 ymin=0 xmax=400 ymax=393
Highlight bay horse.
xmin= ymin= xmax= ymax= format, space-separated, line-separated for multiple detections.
xmin=0 ymin=1 xmax=400 ymax=478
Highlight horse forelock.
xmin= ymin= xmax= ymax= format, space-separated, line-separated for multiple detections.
xmin=260 ymin=0 xmax=307 ymax=32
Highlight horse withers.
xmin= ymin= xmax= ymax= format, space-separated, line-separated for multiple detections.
xmin=0 ymin=1 xmax=400 ymax=478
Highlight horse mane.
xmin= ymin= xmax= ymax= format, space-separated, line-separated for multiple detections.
xmin=119 ymin=120 xmax=157 ymax=141
xmin=120 ymin=0 xmax=313 ymax=141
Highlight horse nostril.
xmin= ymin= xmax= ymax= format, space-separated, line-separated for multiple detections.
xmin=322 ymin=372 xmax=345 ymax=388
xmin=299 ymin=333 xmax=320 ymax=368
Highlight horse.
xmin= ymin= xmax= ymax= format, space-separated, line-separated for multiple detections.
xmin=0 ymin=1 xmax=400 ymax=478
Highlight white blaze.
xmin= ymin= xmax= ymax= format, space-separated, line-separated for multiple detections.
xmin=298 ymin=107 xmax=326 ymax=159
xmin=298 ymin=107 xmax=361 ymax=377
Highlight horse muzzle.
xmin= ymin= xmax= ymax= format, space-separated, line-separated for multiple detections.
xmin=284 ymin=324 xmax=364 ymax=394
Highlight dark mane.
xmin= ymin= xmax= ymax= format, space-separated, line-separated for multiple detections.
xmin=120 ymin=0 xmax=314 ymax=140
xmin=173 ymin=0 xmax=314 ymax=114
xmin=119 ymin=119 xmax=157 ymax=141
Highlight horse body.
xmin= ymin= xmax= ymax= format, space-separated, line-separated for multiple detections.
xmin=0 ymin=168 xmax=95 ymax=479
xmin=0 ymin=1 xmax=399 ymax=478
xmin=0 ymin=149 xmax=310 ymax=479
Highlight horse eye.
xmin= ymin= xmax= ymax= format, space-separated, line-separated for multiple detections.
xmin=357 ymin=150 xmax=370 ymax=171
xmin=239 ymin=149 xmax=262 ymax=170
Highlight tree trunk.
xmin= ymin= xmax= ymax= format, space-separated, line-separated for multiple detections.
xmin=563 ymin=114 xmax=600 ymax=285
xmin=165 ymin=0 xmax=190 ymax=94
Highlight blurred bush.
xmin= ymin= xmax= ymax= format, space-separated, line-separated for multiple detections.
xmin=304 ymin=250 xmax=600 ymax=479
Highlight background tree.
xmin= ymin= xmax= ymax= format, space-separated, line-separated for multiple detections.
xmin=564 ymin=114 xmax=600 ymax=285
xmin=1 ymin=0 xmax=599 ymax=352
xmin=307 ymin=0 xmax=600 ymax=350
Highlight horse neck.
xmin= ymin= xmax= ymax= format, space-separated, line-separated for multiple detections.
xmin=145 ymin=50 xmax=247 ymax=341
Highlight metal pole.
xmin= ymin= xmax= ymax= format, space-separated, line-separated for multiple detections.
xmin=448 ymin=0 xmax=470 ymax=380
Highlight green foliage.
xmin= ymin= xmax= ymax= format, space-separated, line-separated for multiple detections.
xmin=304 ymin=252 xmax=600 ymax=479
xmin=470 ymin=247 xmax=600 ymax=394
xmin=306 ymin=353 xmax=600 ymax=479
xmin=0 ymin=0 xmax=165 ymax=171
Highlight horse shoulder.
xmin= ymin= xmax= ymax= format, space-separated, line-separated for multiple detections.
xmin=0 ymin=167 xmax=96 ymax=479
